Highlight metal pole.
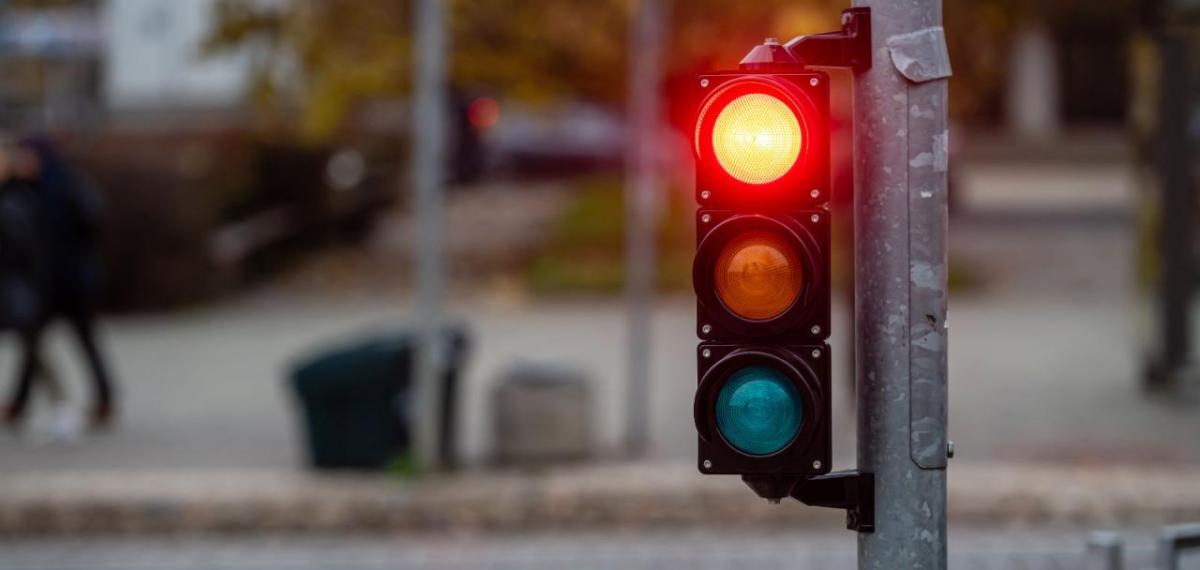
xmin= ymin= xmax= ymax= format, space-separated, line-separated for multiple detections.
xmin=1155 ymin=32 xmax=1192 ymax=391
xmin=624 ymin=0 xmax=665 ymax=456
xmin=1086 ymin=531 xmax=1124 ymax=570
xmin=410 ymin=0 xmax=448 ymax=471
xmin=1158 ymin=522 xmax=1200 ymax=570
xmin=852 ymin=1 xmax=950 ymax=568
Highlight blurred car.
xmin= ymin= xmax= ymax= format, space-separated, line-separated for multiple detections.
xmin=481 ymin=100 xmax=626 ymax=178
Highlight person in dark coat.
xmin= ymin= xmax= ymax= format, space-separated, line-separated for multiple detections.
xmin=0 ymin=144 xmax=52 ymax=428
xmin=2 ymin=137 xmax=116 ymax=430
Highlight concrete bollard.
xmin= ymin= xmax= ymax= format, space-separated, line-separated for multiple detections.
xmin=493 ymin=361 xmax=592 ymax=466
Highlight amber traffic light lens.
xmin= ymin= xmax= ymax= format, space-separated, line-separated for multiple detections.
xmin=713 ymin=230 xmax=804 ymax=320
xmin=711 ymin=93 xmax=802 ymax=185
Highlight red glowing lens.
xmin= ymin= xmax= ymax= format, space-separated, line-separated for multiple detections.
xmin=710 ymin=93 xmax=803 ymax=185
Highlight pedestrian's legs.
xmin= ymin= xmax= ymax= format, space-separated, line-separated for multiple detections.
xmin=4 ymin=327 xmax=44 ymax=426
xmin=65 ymin=307 xmax=115 ymax=426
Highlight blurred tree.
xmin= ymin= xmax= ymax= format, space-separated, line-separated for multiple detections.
xmin=204 ymin=0 xmax=850 ymax=139
xmin=943 ymin=0 xmax=1137 ymax=122
xmin=205 ymin=0 xmax=1136 ymax=137
xmin=204 ymin=1 xmax=413 ymax=138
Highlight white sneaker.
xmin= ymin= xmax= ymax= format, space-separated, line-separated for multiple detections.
xmin=30 ymin=401 xmax=84 ymax=446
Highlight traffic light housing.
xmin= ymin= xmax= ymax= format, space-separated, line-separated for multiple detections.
xmin=693 ymin=70 xmax=832 ymax=483
xmin=695 ymin=344 xmax=830 ymax=475
xmin=687 ymin=9 xmax=876 ymax=533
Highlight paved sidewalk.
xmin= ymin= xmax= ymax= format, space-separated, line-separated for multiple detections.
xmin=2 ymin=462 xmax=1200 ymax=535
xmin=2 ymin=292 xmax=1196 ymax=471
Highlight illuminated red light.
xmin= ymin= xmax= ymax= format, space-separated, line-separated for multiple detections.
xmin=468 ymin=96 xmax=500 ymax=130
xmin=711 ymin=93 xmax=803 ymax=185
xmin=695 ymin=80 xmax=811 ymax=188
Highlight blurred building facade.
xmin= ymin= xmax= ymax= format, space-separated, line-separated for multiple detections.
xmin=0 ymin=0 xmax=102 ymax=129
xmin=0 ymin=0 xmax=266 ymax=131
xmin=102 ymin=0 xmax=254 ymax=113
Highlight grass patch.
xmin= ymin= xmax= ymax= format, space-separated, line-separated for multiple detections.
xmin=527 ymin=175 xmax=692 ymax=296
xmin=527 ymin=175 xmax=985 ymax=297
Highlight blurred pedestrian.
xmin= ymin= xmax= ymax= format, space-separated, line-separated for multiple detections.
xmin=2 ymin=137 xmax=116 ymax=430
xmin=0 ymin=143 xmax=54 ymax=429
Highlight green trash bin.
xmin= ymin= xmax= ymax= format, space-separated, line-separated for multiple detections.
xmin=288 ymin=326 xmax=471 ymax=470
xmin=289 ymin=333 xmax=413 ymax=470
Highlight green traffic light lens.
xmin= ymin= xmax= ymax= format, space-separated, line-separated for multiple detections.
xmin=714 ymin=365 xmax=803 ymax=456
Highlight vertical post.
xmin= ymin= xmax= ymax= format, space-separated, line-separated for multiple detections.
xmin=1158 ymin=523 xmax=1200 ymax=570
xmin=852 ymin=0 xmax=950 ymax=568
xmin=411 ymin=0 xmax=448 ymax=471
xmin=1155 ymin=32 xmax=1192 ymax=390
xmin=625 ymin=0 xmax=665 ymax=456
xmin=1086 ymin=531 xmax=1124 ymax=570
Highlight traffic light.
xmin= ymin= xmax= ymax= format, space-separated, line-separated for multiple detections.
xmin=692 ymin=69 xmax=832 ymax=486
xmin=685 ymin=7 xmax=877 ymax=533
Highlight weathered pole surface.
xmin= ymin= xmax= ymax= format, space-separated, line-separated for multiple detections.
xmin=411 ymin=0 xmax=448 ymax=471
xmin=625 ymin=0 xmax=665 ymax=455
xmin=851 ymin=0 xmax=951 ymax=568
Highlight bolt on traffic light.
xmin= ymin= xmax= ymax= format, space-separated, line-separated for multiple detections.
xmin=693 ymin=70 xmax=832 ymax=487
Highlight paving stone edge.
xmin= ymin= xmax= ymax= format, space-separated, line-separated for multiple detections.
xmin=1 ymin=463 xmax=1199 ymax=535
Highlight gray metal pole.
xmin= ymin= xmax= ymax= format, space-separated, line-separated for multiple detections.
xmin=852 ymin=1 xmax=951 ymax=568
xmin=411 ymin=0 xmax=448 ymax=471
xmin=1158 ymin=522 xmax=1200 ymax=570
xmin=1086 ymin=531 xmax=1124 ymax=570
xmin=624 ymin=0 xmax=665 ymax=456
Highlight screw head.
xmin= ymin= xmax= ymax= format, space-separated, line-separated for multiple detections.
xmin=809 ymin=77 xmax=819 ymax=87
xmin=701 ymin=213 xmax=712 ymax=224
xmin=812 ymin=460 xmax=822 ymax=470
xmin=700 ymin=78 xmax=710 ymax=88
xmin=702 ymin=459 xmax=713 ymax=470
xmin=701 ymin=348 xmax=712 ymax=359
xmin=700 ymin=190 xmax=711 ymax=200
xmin=810 ymin=214 xmax=820 ymax=223
xmin=810 ymin=189 xmax=820 ymax=199
xmin=701 ymin=324 xmax=712 ymax=335
xmin=810 ymin=325 xmax=821 ymax=335
xmin=811 ymin=349 xmax=821 ymax=358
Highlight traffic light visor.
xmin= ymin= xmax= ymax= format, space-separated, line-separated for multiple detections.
xmin=711 ymin=93 xmax=802 ymax=184
xmin=715 ymin=365 xmax=804 ymax=456
xmin=714 ymin=230 xmax=804 ymax=321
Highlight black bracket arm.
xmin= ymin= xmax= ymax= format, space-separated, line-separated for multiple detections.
xmin=792 ymin=470 xmax=875 ymax=533
xmin=741 ymin=470 xmax=875 ymax=533
xmin=739 ymin=8 xmax=872 ymax=71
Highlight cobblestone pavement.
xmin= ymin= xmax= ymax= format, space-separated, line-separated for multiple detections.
xmin=3 ymin=463 xmax=1200 ymax=535
xmin=0 ymin=528 xmax=1190 ymax=570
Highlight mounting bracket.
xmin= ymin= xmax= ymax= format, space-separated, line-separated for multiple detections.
xmin=739 ymin=8 xmax=872 ymax=71
xmin=791 ymin=470 xmax=875 ymax=533
xmin=741 ymin=470 xmax=875 ymax=533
